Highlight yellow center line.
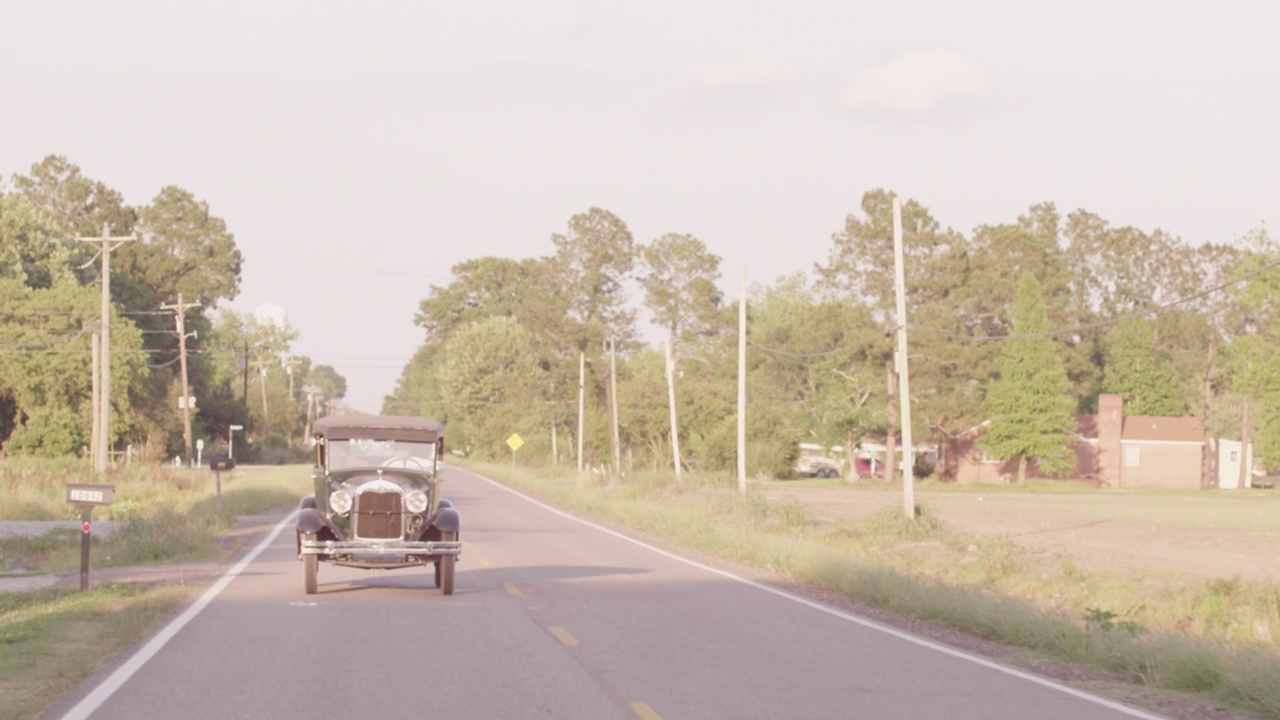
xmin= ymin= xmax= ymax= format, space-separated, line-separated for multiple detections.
xmin=630 ymin=701 xmax=663 ymax=720
xmin=504 ymin=583 xmax=523 ymax=597
xmin=548 ymin=626 xmax=578 ymax=646
xmin=478 ymin=558 xmax=492 ymax=568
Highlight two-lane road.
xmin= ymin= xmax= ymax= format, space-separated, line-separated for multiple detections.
xmin=53 ymin=466 xmax=1166 ymax=719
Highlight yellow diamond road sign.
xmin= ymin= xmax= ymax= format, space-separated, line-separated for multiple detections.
xmin=506 ymin=433 xmax=524 ymax=451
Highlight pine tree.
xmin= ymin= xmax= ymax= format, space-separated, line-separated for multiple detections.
xmin=978 ymin=274 xmax=1078 ymax=481
xmin=1102 ymin=317 xmax=1185 ymax=416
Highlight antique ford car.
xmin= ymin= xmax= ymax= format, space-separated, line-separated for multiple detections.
xmin=297 ymin=414 xmax=461 ymax=595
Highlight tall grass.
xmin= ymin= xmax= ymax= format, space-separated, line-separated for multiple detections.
xmin=0 ymin=459 xmax=309 ymax=573
xmin=470 ymin=461 xmax=1280 ymax=718
xmin=0 ymin=583 xmax=193 ymax=720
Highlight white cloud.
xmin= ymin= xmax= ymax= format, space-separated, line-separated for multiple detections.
xmin=844 ymin=48 xmax=994 ymax=123
xmin=679 ymin=60 xmax=795 ymax=110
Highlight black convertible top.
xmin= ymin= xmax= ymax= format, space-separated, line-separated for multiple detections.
xmin=312 ymin=414 xmax=444 ymax=443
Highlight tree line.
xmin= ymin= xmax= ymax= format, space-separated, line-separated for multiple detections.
xmin=385 ymin=193 xmax=1280 ymax=484
xmin=0 ymin=156 xmax=348 ymax=462
xmin=4 ymin=155 xmax=1274 ymax=482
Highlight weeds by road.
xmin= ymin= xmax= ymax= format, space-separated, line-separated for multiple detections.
xmin=0 ymin=461 xmax=309 ymax=720
xmin=467 ymin=461 xmax=1280 ymax=720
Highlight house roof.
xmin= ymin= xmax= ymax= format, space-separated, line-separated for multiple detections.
xmin=1075 ymin=415 xmax=1098 ymax=439
xmin=1122 ymin=416 xmax=1203 ymax=443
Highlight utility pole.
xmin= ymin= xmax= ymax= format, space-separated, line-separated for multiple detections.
xmin=892 ymin=196 xmax=916 ymax=519
xmin=550 ymin=380 xmax=559 ymax=466
xmin=302 ymin=384 xmax=320 ymax=440
xmin=78 ymin=224 xmax=135 ymax=473
xmin=255 ymin=357 xmax=271 ymax=447
xmin=737 ymin=270 xmax=747 ymax=493
xmin=577 ymin=352 xmax=585 ymax=474
xmin=609 ymin=338 xmax=621 ymax=478
xmin=284 ymin=357 xmax=301 ymax=448
xmin=91 ymin=332 xmax=101 ymax=466
xmin=161 ymin=294 xmax=200 ymax=467
xmin=666 ymin=328 xmax=682 ymax=484
xmin=240 ymin=341 xmax=250 ymax=409
xmin=285 ymin=357 xmax=300 ymax=399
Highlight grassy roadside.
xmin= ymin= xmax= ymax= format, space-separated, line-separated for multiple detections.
xmin=1 ymin=462 xmax=309 ymax=574
xmin=463 ymin=461 xmax=1280 ymax=719
xmin=0 ymin=462 xmax=310 ymax=720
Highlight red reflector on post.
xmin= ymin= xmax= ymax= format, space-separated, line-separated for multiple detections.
xmin=83 ymin=522 xmax=90 ymax=533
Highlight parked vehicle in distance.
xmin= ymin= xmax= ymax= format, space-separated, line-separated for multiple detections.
xmin=855 ymin=455 xmax=935 ymax=478
xmin=855 ymin=457 xmax=886 ymax=478
xmin=795 ymin=443 xmax=844 ymax=478
xmin=296 ymin=414 xmax=461 ymax=595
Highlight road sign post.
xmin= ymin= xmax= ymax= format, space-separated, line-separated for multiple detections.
xmin=66 ymin=483 xmax=115 ymax=591
xmin=506 ymin=433 xmax=524 ymax=466
xmin=229 ymin=424 xmax=244 ymax=460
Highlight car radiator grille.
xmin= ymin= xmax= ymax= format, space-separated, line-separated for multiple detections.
xmin=353 ymin=490 xmax=403 ymax=539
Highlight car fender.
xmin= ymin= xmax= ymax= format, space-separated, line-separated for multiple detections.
xmin=297 ymin=507 xmax=327 ymax=535
xmin=432 ymin=506 xmax=460 ymax=534
xmin=299 ymin=495 xmax=317 ymax=510
xmin=437 ymin=498 xmax=452 ymax=510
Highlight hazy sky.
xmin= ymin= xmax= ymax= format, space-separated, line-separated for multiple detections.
xmin=4 ymin=1 xmax=1277 ymax=412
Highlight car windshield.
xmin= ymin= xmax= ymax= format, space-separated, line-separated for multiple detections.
xmin=326 ymin=439 xmax=436 ymax=471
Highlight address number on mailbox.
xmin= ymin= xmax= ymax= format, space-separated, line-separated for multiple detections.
xmin=66 ymin=484 xmax=115 ymax=506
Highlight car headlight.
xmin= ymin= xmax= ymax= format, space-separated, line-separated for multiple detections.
xmin=405 ymin=490 xmax=428 ymax=514
xmin=329 ymin=489 xmax=352 ymax=515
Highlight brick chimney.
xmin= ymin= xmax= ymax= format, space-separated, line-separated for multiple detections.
xmin=1097 ymin=394 xmax=1123 ymax=487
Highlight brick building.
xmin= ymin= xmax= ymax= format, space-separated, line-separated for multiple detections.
xmin=944 ymin=394 xmax=1206 ymax=488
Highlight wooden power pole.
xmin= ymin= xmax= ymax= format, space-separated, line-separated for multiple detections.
xmin=78 ymin=224 xmax=135 ymax=473
xmin=161 ymin=294 xmax=200 ymax=467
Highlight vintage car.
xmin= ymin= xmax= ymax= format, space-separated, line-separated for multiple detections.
xmin=297 ymin=414 xmax=461 ymax=595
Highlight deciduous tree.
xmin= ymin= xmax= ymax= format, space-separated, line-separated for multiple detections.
xmin=639 ymin=233 xmax=722 ymax=479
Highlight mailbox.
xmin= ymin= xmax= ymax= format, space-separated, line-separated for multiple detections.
xmin=67 ymin=483 xmax=115 ymax=592
xmin=210 ymin=453 xmax=235 ymax=471
xmin=66 ymin=483 xmax=115 ymax=507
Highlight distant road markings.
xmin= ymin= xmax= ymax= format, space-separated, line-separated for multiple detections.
xmin=464 ymin=467 xmax=1170 ymax=720
xmin=548 ymin=626 xmax=578 ymax=646
xmin=630 ymin=701 xmax=663 ymax=719
xmin=504 ymin=583 xmax=523 ymax=597
xmin=478 ymin=558 xmax=492 ymax=568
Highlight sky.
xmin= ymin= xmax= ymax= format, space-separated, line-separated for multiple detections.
xmin=3 ymin=1 xmax=1277 ymax=412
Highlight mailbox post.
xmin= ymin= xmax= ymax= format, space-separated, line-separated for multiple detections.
xmin=66 ymin=483 xmax=115 ymax=591
xmin=210 ymin=454 xmax=235 ymax=511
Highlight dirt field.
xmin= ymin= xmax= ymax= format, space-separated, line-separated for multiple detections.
xmin=763 ymin=483 xmax=1280 ymax=582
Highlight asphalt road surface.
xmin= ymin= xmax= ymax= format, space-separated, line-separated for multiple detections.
xmin=49 ymin=466 xmax=1169 ymax=720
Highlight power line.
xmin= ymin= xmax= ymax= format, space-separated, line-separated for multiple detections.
xmin=0 ymin=322 xmax=99 ymax=351
xmin=745 ymin=337 xmax=875 ymax=359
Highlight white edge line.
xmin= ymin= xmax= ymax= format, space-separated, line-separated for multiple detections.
xmin=59 ymin=510 xmax=298 ymax=720
xmin=460 ymin=468 xmax=1170 ymax=720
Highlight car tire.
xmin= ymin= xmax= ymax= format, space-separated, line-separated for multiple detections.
xmin=438 ymin=532 xmax=456 ymax=596
xmin=304 ymin=552 xmax=318 ymax=594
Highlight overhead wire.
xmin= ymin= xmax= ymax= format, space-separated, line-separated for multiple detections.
xmin=0 ymin=321 xmax=100 ymax=351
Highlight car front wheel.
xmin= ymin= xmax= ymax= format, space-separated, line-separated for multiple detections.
xmin=438 ymin=532 xmax=456 ymax=596
xmin=302 ymin=535 xmax=318 ymax=594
